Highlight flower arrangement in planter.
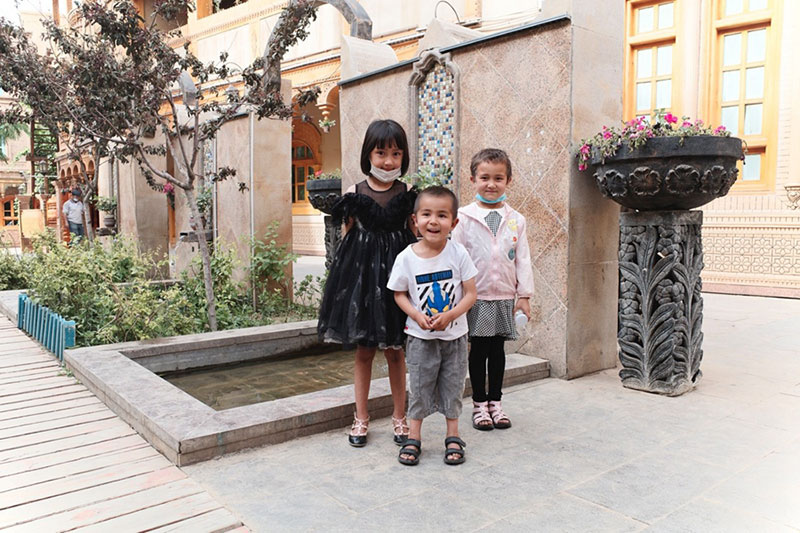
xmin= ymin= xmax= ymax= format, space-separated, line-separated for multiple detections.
xmin=318 ymin=117 xmax=336 ymax=133
xmin=401 ymin=165 xmax=452 ymax=190
xmin=577 ymin=112 xmax=744 ymax=211
xmin=307 ymin=169 xmax=342 ymax=215
xmin=95 ymin=196 xmax=118 ymax=228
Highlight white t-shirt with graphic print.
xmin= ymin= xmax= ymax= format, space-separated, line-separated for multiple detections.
xmin=387 ymin=239 xmax=478 ymax=341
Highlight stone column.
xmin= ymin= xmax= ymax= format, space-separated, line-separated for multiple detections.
xmin=618 ymin=210 xmax=704 ymax=396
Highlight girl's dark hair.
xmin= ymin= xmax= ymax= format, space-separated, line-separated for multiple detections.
xmin=360 ymin=119 xmax=410 ymax=176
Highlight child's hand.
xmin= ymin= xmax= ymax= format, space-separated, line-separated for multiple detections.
xmin=430 ymin=311 xmax=454 ymax=331
xmin=514 ymin=297 xmax=531 ymax=319
xmin=413 ymin=311 xmax=433 ymax=330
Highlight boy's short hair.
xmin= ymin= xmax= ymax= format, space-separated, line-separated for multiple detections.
xmin=414 ymin=186 xmax=459 ymax=217
xmin=470 ymin=148 xmax=513 ymax=178
xmin=360 ymin=119 xmax=410 ymax=176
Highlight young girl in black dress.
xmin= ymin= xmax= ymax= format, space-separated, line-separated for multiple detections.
xmin=318 ymin=119 xmax=417 ymax=447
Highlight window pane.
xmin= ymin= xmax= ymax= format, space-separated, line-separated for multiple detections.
xmin=725 ymin=0 xmax=744 ymax=16
xmin=656 ymin=45 xmax=672 ymax=76
xmin=745 ymin=66 xmax=764 ymax=99
xmin=298 ymin=185 xmax=305 ymax=201
xmin=742 ymin=154 xmax=761 ymax=180
xmin=656 ymin=79 xmax=671 ymax=108
xmin=636 ymin=82 xmax=651 ymax=111
xmin=744 ymin=103 xmax=762 ymax=135
xmin=298 ymin=166 xmax=305 ymax=181
xmin=747 ymin=29 xmax=766 ymax=63
xmin=658 ymin=3 xmax=674 ymax=29
xmin=723 ymin=33 xmax=742 ymax=66
xmin=722 ymin=70 xmax=740 ymax=101
xmin=748 ymin=0 xmax=767 ymax=11
xmin=637 ymin=48 xmax=653 ymax=79
xmin=637 ymin=6 xmax=654 ymax=33
xmin=721 ymin=105 xmax=740 ymax=136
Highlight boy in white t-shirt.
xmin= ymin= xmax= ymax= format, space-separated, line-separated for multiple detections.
xmin=387 ymin=186 xmax=477 ymax=466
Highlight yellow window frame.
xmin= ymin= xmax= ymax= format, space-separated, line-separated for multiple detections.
xmin=707 ymin=0 xmax=781 ymax=193
xmin=624 ymin=0 xmax=681 ymax=120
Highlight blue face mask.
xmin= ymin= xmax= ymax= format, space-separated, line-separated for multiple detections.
xmin=476 ymin=193 xmax=506 ymax=204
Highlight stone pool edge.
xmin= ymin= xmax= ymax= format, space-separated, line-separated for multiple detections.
xmin=64 ymin=322 xmax=549 ymax=465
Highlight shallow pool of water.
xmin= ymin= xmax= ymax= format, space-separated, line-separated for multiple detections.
xmin=161 ymin=349 xmax=389 ymax=411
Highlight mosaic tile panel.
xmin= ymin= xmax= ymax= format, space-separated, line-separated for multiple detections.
xmin=417 ymin=63 xmax=455 ymax=186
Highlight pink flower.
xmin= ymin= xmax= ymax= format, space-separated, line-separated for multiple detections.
xmin=695 ymin=119 xmax=704 ymax=125
xmin=578 ymin=163 xmax=587 ymax=171
xmin=603 ymin=130 xmax=612 ymax=139
xmin=314 ymin=170 xmax=322 ymax=177
xmin=163 ymin=183 xmax=174 ymax=194
xmin=682 ymin=121 xmax=692 ymax=128
xmin=664 ymin=113 xmax=678 ymax=124
xmin=713 ymin=125 xmax=726 ymax=134
xmin=580 ymin=144 xmax=590 ymax=155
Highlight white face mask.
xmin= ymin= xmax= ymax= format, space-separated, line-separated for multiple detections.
xmin=370 ymin=163 xmax=402 ymax=183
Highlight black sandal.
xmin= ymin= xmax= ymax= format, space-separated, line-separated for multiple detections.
xmin=443 ymin=436 xmax=466 ymax=465
xmin=398 ymin=439 xmax=421 ymax=466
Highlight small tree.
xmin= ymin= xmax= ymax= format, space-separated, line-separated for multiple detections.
xmin=0 ymin=0 xmax=320 ymax=330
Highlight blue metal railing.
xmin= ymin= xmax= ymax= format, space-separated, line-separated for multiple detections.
xmin=17 ymin=293 xmax=76 ymax=361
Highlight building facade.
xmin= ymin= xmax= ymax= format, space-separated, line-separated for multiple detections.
xmin=623 ymin=0 xmax=799 ymax=296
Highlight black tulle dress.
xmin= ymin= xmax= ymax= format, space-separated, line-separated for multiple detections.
xmin=318 ymin=179 xmax=417 ymax=349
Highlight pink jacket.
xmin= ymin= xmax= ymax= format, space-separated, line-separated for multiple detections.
xmin=451 ymin=202 xmax=534 ymax=300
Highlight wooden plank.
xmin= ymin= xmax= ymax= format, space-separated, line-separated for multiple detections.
xmin=0 ymin=418 xmax=134 ymax=453
xmin=0 ymin=446 xmax=160 ymax=493
xmin=0 ymin=357 xmax=54 ymax=369
xmin=148 ymin=508 xmax=243 ymax=532
xmin=0 ymin=467 xmax=187 ymax=529
xmin=0 ymin=455 xmax=174 ymax=510
xmin=69 ymin=489 xmax=221 ymax=533
xmin=0 ymin=376 xmax=80 ymax=398
xmin=0 ymin=398 xmax=105 ymax=425
xmin=0 ymin=362 xmax=59 ymax=375
xmin=0 ymin=435 xmax=146 ymax=477
xmin=0 ymin=384 xmax=87 ymax=407
xmin=0 ymin=410 xmax=117 ymax=440
xmin=0 ymin=422 xmax=136 ymax=462
xmin=0 ymin=368 xmax=59 ymax=384
xmin=0 ymin=371 xmax=70 ymax=387
xmin=0 ymin=390 xmax=93 ymax=414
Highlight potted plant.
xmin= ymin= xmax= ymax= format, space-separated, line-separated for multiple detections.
xmin=318 ymin=117 xmax=336 ymax=133
xmin=401 ymin=165 xmax=452 ymax=189
xmin=578 ymin=112 xmax=744 ymax=211
xmin=307 ymin=169 xmax=342 ymax=215
xmin=95 ymin=196 xmax=118 ymax=228
xmin=577 ymin=112 xmax=744 ymax=396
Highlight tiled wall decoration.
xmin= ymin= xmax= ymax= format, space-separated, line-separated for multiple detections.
xmin=409 ymin=50 xmax=460 ymax=189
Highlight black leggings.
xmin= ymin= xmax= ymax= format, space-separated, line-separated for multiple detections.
xmin=469 ymin=336 xmax=506 ymax=402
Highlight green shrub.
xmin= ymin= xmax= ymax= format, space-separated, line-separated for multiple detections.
xmin=0 ymin=249 xmax=32 ymax=290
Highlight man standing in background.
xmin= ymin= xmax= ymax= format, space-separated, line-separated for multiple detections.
xmin=62 ymin=188 xmax=87 ymax=244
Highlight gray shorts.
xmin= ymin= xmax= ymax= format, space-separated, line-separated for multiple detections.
xmin=405 ymin=335 xmax=468 ymax=420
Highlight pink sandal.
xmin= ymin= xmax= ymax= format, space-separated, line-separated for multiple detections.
xmin=472 ymin=401 xmax=493 ymax=431
xmin=488 ymin=401 xmax=512 ymax=429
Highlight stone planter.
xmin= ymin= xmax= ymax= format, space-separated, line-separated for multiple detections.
xmin=590 ymin=136 xmax=743 ymax=211
xmin=307 ymin=178 xmax=342 ymax=271
xmin=103 ymin=214 xmax=116 ymax=228
xmin=590 ymin=136 xmax=743 ymax=396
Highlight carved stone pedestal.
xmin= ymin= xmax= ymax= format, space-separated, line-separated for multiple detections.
xmin=618 ymin=210 xmax=704 ymax=396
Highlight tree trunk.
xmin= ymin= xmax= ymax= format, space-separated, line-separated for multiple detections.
xmin=183 ymin=186 xmax=219 ymax=331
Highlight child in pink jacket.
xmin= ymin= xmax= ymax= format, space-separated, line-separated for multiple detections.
xmin=451 ymin=148 xmax=534 ymax=430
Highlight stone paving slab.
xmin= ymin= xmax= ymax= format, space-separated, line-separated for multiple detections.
xmin=183 ymin=294 xmax=800 ymax=532
xmin=0 ymin=315 xmax=247 ymax=532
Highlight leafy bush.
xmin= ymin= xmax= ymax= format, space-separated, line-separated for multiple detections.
xmin=0 ymin=249 xmax=32 ymax=290
xmin=21 ymin=228 xmax=322 ymax=346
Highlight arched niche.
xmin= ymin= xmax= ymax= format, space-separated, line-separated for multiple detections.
xmin=408 ymin=49 xmax=460 ymax=189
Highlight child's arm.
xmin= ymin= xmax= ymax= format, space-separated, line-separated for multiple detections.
xmin=513 ymin=217 xmax=535 ymax=319
xmin=394 ymin=291 xmax=433 ymax=330
xmin=430 ymin=277 xmax=477 ymax=331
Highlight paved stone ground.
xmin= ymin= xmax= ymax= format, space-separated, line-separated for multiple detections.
xmin=184 ymin=293 xmax=800 ymax=532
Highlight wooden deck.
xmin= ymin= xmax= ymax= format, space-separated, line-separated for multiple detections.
xmin=0 ymin=316 xmax=247 ymax=532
